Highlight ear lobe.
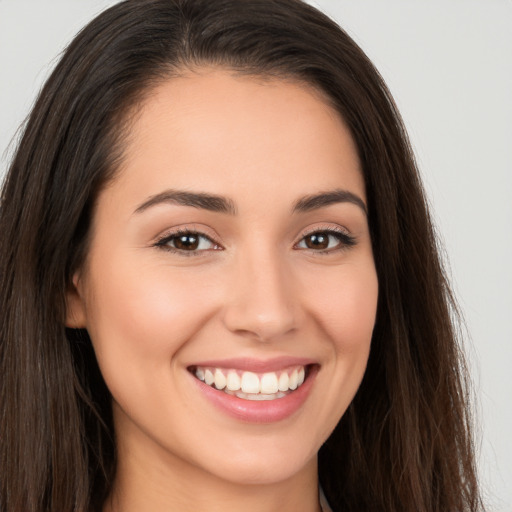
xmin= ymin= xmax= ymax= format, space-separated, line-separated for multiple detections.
xmin=65 ymin=273 xmax=87 ymax=328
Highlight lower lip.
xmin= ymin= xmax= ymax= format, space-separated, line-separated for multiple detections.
xmin=190 ymin=366 xmax=318 ymax=423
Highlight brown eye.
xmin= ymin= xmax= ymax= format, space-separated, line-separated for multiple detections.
xmin=304 ymin=233 xmax=330 ymax=250
xmin=156 ymin=231 xmax=219 ymax=253
xmin=173 ymin=234 xmax=200 ymax=250
xmin=296 ymin=229 xmax=356 ymax=252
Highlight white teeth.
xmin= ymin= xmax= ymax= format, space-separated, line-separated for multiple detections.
xmin=193 ymin=364 xmax=309 ymax=400
xmin=241 ymin=371 xmax=260 ymax=394
xmin=243 ymin=392 xmax=282 ymax=401
xmin=297 ymin=367 xmax=305 ymax=386
xmin=205 ymin=369 xmax=214 ymax=386
xmin=289 ymin=369 xmax=298 ymax=390
xmin=226 ymin=371 xmax=241 ymax=391
xmin=260 ymin=372 xmax=279 ymax=394
xmin=278 ymin=372 xmax=289 ymax=392
xmin=214 ymin=369 xmax=226 ymax=390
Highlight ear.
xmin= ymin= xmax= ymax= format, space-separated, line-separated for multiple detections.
xmin=65 ymin=273 xmax=87 ymax=328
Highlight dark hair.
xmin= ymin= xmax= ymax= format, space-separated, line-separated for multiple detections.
xmin=0 ymin=0 xmax=482 ymax=511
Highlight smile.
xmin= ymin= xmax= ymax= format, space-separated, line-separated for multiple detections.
xmin=188 ymin=360 xmax=319 ymax=422
xmin=192 ymin=365 xmax=307 ymax=401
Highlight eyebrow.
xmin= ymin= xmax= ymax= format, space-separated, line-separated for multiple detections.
xmin=134 ymin=190 xmax=237 ymax=215
xmin=292 ymin=189 xmax=367 ymax=216
xmin=134 ymin=188 xmax=367 ymax=216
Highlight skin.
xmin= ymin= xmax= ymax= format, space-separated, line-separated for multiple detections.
xmin=66 ymin=69 xmax=378 ymax=512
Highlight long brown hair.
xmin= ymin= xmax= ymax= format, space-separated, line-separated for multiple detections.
xmin=0 ymin=1 xmax=482 ymax=511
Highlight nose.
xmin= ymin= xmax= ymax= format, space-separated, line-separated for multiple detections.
xmin=221 ymin=248 xmax=299 ymax=342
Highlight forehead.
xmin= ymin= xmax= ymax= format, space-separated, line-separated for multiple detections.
xmin=108 ymin=68 xmax=365 ymax=211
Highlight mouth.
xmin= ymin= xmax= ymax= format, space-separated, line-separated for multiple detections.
xmin=188 ymin=364 xmax=314 ymax=401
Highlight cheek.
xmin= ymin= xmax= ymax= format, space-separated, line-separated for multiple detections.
xmin=82 ymin=257 xmax=220 ymax=374
xmin=295 ymin=258 xmax=378 ymax=438
xmin=303 ymin=260 xmax=378 ymax=353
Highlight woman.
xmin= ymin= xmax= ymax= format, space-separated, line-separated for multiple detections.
xmin=0 ymin=0 xmax=483 ymax=511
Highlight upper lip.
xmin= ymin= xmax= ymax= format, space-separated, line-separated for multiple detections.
xmin=188 ymin=356 xmax=317 ymax=373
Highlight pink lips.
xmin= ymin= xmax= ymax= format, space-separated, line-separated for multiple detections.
xmin=188 ymin=357 xmax=319 ymax=423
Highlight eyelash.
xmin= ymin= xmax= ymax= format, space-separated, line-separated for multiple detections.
xmin=154 ymin=229 xmax=221 ymax=257
xmin=154 ymin=226 xmax=356 ymax=256
xmin=295 ymin=226 xmax=356 ymax=254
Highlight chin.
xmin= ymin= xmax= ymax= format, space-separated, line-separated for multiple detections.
xmin=193 ymin=435 xmax=319 ymax=486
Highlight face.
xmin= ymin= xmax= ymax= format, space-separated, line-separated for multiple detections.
xmin=67 ymin=69 xmax=378 ymax=488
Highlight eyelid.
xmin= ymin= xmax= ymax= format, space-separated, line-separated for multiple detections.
xmin=298 ymin=223 xmax=350 ymax=238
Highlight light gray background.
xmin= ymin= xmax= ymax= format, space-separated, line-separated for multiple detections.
xmin=1 ymin=1 xmax=511 ymax=509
